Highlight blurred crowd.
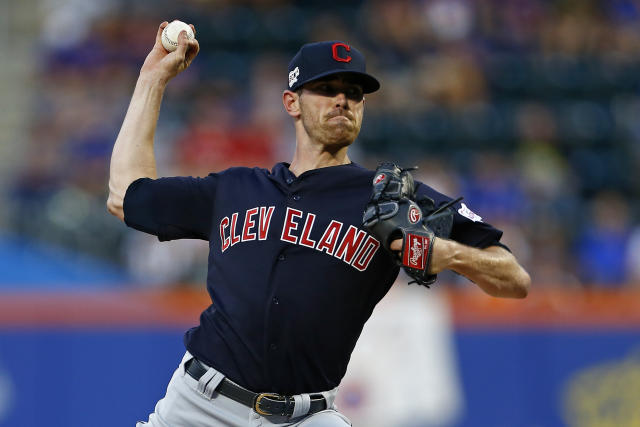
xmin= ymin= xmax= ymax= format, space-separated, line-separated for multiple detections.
xmin=5 ymin=0 xmax=640 ymax=287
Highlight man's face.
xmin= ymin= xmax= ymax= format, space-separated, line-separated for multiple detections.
xmin=297 ymin=74 xmax=365 ymax=149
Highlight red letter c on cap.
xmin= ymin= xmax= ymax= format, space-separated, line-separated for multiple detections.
xmin=332 ymin=42 xmax=351 ymax=63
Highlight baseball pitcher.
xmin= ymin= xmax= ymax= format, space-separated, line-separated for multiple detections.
xmin=107 ymin=21 xmax=530 ymax=427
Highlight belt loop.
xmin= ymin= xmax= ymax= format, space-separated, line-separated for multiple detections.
xmin=320 ymin=387 xmax=338 ymax=409
xmin=180 ymin=351 xmax=194 ymax=377
xmin=291 ymin=393 xmax=311 ymax=418
xmin=197 ymin=367 xmax=225 ymax=399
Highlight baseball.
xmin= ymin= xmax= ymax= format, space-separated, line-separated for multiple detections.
xmin=161 ymin=20 xmax=194 ymax=52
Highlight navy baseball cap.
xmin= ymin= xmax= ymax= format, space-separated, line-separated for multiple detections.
xmin=287 ymin=41 xmax=380 ymax=94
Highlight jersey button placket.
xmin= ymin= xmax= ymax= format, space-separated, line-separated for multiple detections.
xmin=268 ymin=256 xmax=283 ymax=362
xmin=292 ymin=194 xmax=301 ymax=201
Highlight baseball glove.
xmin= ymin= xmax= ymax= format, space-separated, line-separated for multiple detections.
xmin=362 ymin=162 xmax=460 ymax=287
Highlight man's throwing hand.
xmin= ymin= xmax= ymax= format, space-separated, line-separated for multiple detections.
xmin=140 ymin=21 xmax=200 ymax=83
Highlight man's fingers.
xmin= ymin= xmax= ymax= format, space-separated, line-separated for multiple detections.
xmin=175 ymin=30 xmax=190 ymax=57
xmin=185 ymin=38 xmax=200 ymax=63
xmin=390 ymin=239 xmax=402 ymax=251
xmin=189 ymin=24 xmax=196 ymax=36
xmin=175 ymin=29 xmax=199 ymax=66
xmin=155 ymin=21 xmax=169 ymax=46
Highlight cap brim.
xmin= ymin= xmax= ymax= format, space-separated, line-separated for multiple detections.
xmin=294 ymin=70 xmax=380 ymax=94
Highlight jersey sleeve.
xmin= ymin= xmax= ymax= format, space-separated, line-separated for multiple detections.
xmin=415 ymin=182 xmax=507 ymax=250
xmin=123 ymin=175 xmax=218 ymax=241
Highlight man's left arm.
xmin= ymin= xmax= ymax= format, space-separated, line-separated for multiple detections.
xmin=391 ymin=239 xmax=530 ymax=298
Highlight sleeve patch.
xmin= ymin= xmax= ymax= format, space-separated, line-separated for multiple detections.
xmin=458 ymin=203 xmax=482 ymax=222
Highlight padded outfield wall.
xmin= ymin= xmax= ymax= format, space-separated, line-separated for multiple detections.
xmin=0 ymin=285 xmax=639 ymax=427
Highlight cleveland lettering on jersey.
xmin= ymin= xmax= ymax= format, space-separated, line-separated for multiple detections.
xmin=299 ymin=212 xmax=317 ymax=248
xmin=281 ymin=207 xmax=303 ymax=244
xmin=219 ymin=206 xmax=380 ymax=271
xmin=241 ymin=207 xmax=259 ymax=241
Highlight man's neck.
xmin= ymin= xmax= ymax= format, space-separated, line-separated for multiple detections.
xmin=288 ymin=144 xmax=351 ymax=177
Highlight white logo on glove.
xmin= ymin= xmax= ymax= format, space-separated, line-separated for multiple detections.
xmin=410 ymin=238 xmax=423 ymax=266
xmin=408 ymin=206 xmax=422 ymax=224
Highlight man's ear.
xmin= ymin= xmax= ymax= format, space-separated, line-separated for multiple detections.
xmin=283 ymin=90 xmax=301 ymax=118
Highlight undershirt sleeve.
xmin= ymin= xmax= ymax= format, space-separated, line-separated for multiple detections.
xmin=123 ymin=174 xmax=218 ymax=241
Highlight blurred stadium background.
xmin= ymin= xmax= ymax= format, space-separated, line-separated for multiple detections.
xmin=1 ymin=0 xmax=640 ymax=425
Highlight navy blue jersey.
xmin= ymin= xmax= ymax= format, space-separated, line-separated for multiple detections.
xmin=123 ymin=162 xmax=503 ymax=394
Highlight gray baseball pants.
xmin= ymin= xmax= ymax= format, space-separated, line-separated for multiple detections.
xmin=136 ymin=352 xmax=351 ymax=426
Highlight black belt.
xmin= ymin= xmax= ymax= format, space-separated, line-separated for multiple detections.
xmin=185 ymin=357 xmax=327 ymax=417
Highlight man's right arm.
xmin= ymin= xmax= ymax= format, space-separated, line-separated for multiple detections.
xmin=107 ymin=21 xmax=199 ymax=221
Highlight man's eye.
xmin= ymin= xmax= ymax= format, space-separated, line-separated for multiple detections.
xmin=346 ymin=88 xmax=363 ymax=100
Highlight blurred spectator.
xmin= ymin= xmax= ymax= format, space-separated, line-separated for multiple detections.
xmin=415 ymin=48 xmax=488 ymax=108
xmin=174 ymin=91 xmax=278 ymax=175
xmin=574 ymin=191 xmax=632 ymax=286
xmin=459 ymin=152 xmax=528 ymax=224
xmin=124 ymin=233 xmax=208 ymax=287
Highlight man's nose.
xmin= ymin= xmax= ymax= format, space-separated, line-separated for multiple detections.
xmin=335 ymin=91 xmax=348 ymax=108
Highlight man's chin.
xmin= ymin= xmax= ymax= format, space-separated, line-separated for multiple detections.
xmin=325 ymin=135 xmax=357 ymax=149
xmin=324 ymin=124 xmax=359 ymax=144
